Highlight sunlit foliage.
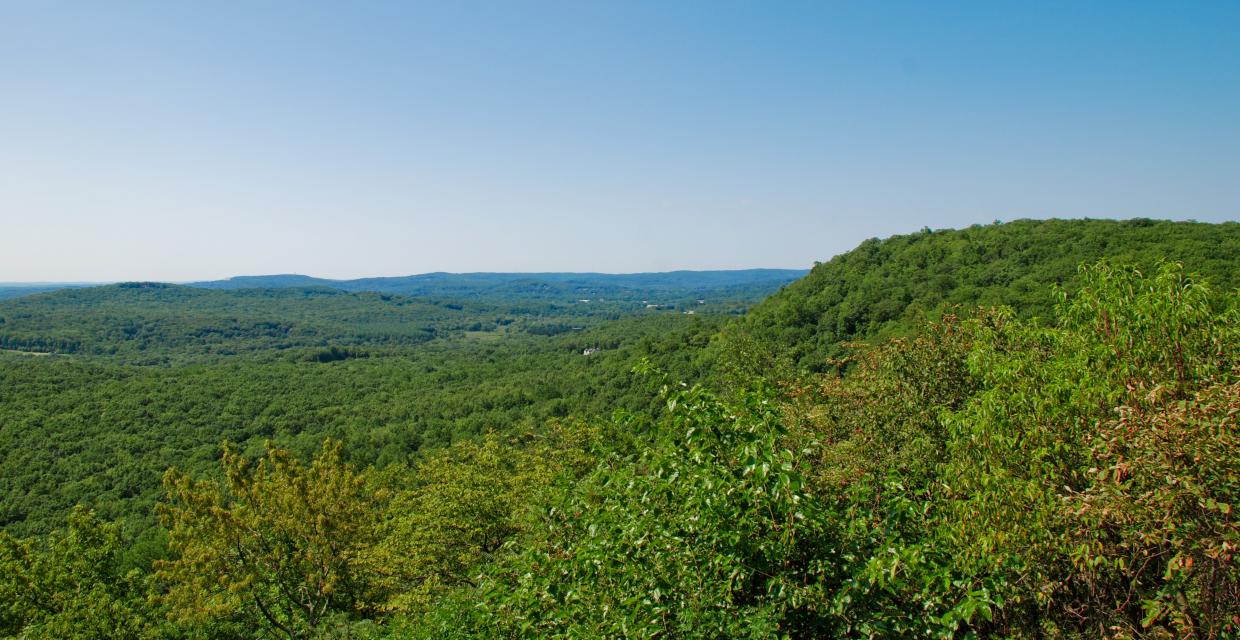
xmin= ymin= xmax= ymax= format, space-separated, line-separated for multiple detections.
xmin=0 ymin=507 xmax=153 ymax=639
xmin=156 ymin=440 xmax=385 ymax=638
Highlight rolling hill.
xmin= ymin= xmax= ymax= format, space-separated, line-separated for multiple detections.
xmin=727 ymin=218 xmax=1240 ymax=371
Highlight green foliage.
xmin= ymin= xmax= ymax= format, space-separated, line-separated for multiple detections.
xmin=1070 ymin=378 xmax=1240 ymax=638
xmin=787 ymin=313 xmax=978 ymax=486
xmin=0 ymin=507 xmax=154 ymax=639
xmin=727 ymin=218 xmax=1240 ymax=373
xmin=934 ymin=262 xmax=1238 ymax=637
xmin=412 ymin=379 xmax=835 ymax=639
xmin=145 ymin=429 xmax=595 ymax=639
xmin=156 ymin=440 xmax=385 ymax=639
xmin=371 ymin=425 xmax=595 ymax=615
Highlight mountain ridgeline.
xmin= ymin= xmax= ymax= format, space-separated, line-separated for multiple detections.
xmin=191 ymin=269 xmax=810 ymax=304
xmin=0 ymin=218 xmax=1237 ymax=639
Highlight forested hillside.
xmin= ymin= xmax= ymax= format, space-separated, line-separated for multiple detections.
xmin=407 ymin=260 xmax=1238 ymax=640
xmin=1 ymin=219 xmax=1237 ymax=639
xmin=728 ymin=218 xmax=1240 ymax=371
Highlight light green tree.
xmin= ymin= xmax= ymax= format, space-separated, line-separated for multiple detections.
xmin=371 ymin=424 xmax=595 ymax=616
xmin=155 ymin=439 xmax=385 ymax=639
xmin=0 ymin=506 xmax=153 ymax=639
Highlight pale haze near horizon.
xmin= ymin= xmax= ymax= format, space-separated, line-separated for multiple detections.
xmin=1 ymin=2 xmax=1237 ymax=282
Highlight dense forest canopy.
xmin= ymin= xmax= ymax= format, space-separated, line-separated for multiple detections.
xmin=1 ymin=219 xmax=1237 ymax=639
xmin=729 ymin=218 xmax=1240 ymax=372
xmin=0 ymin=280 xmax=743 ymax=536
xmin=0 ymin=285 xmax=467 ymax=359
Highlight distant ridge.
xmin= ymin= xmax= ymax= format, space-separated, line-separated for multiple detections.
xmin=0 ymin=283 xmax=98 ymax=301
xmin=189 ymin=269 xmax=810 ymax=300
xmin=191 ymin=274 xmax=336 ymax=289
xmin=0 ymin=270 xmax=808 ymax=303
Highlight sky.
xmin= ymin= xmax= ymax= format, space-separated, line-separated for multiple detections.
xmin=1 ymin=1 xmax=1237 ymax=282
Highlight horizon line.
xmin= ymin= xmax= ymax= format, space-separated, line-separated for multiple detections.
xmin=0 ymin=266 xmax=812 ymax=287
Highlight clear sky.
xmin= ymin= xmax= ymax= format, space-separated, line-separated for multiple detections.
xmin=1 ymin=1 xmax=1237 ymax=281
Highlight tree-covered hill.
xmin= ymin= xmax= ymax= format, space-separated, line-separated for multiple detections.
xmin=405 ymin=261 xmax=1239 ymax=640
xmin=727 ymin=218 xmax=1240 ymax=372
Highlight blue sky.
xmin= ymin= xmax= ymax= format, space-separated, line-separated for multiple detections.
xmin=1 ymin=1 xmax=1237 ymax=281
